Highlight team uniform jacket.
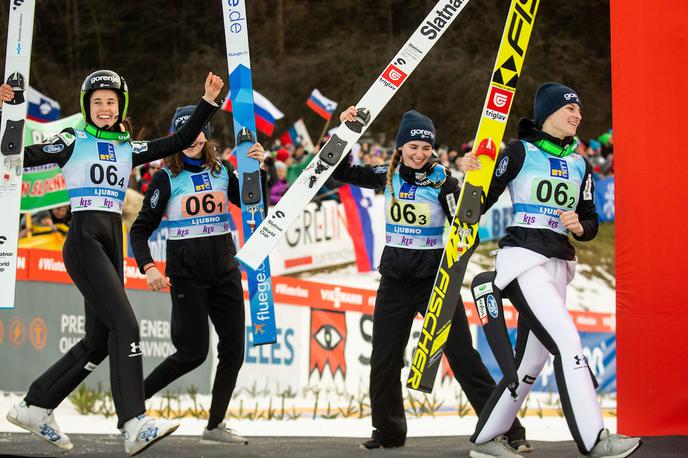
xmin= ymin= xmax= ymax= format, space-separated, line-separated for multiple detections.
xmin=484 ymin=118 xmax=598 ymax=260
xmin=334 ymin=158 xmax=460 ymax=279
xmin=130 ymin=159 xmax=267 ymax=279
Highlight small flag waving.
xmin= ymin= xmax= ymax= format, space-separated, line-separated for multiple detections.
xmin=339 ymin=184 xmax=377 ymax=272
xmin=306 ymin=89 xmax=337 ymax=120
xmin=222 ymin=89 xmax=284 ymax=136
xmin=27 ymin=86 xmax=60 ymax=123
xmin=279 ymin=119 xmax=315 ymax=152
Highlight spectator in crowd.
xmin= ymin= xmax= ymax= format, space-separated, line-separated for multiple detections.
xmin=128 ymin=166 xmax=141 ymax=192
xmin=275 ymin=146 xmax=290 ymax=164
xmin=18 ymin=205 xmax=72 ymax=238
xmin=286 ymin=144 xmax=313 ymax=184
xmin=575 ymin=137 xmax=589 ymax=158
xmin=269 ymin=161 xmax=290 ymax=205
xmin=139 ymin=159 xmax=163 ymax=193
xmin=447 ymin=148 xmax=460 ymax=167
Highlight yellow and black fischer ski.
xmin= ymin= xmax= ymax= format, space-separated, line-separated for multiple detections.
xmin=407 ymin=0 xmax=540 ymax=393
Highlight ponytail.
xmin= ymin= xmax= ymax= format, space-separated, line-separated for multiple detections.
xmin=386 ymin=148 xmax=402 ymax=204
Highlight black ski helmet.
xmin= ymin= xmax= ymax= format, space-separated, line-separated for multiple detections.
xmin=80 ymin=70 xmax=129 ymax=125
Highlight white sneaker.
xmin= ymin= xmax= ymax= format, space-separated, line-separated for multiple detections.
xmin=120 ymin=414 xmax=179 ymax=456
xmin=587 ymin=429 xmax=641 ymax=458
xmin=470 ymin=435 xmax=523 ymax=458
xmin=201 ymin=422 xmax=248 ymax=444
xmin=6 ymin=400 xmax=73 ymax=451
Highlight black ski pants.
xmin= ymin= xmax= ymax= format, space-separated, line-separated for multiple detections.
xmin=143 ymin=268 xmax=245 ymax=430
xmin=369 ymin=275 xmax=525 ymax=441
xmin=25 ymin=212 xmax=145 ymax=428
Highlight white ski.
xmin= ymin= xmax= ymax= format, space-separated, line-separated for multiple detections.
xmin=0 ymin=0 xmax=36 ymax=309
xmin=236 ymin=0 xmax=470 ymax=270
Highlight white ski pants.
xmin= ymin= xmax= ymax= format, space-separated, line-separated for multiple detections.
xmin=472 ymin=247 xmax=604 ymax=454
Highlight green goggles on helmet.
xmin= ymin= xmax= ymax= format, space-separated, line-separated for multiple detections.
xmin=534 ymin=138 xmax=577 ymax=158
xmin=84 ymin=123 xmax=130 ymax=141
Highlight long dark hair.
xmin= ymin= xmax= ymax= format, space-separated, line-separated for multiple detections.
xmin=164 ymin=142 xmax=222 ymax=177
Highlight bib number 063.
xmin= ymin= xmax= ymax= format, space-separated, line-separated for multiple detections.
xmin=389 ymin=201 xmax=429 ymax=226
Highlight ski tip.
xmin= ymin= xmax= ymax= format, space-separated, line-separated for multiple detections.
xmin=251 ymin=338 xmax=278 ymax=346
xmin=234 ymin=253 xmax=260 ymax=272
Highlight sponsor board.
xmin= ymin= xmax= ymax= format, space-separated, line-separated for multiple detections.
xmin=5 ymin=246 xmax=616 ymax=396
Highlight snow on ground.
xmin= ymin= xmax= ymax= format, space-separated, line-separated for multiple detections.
xmin=0 ymin=392 xmax=616 ymax=442
xmin=301 ymin=251 xmax=615 ymax=314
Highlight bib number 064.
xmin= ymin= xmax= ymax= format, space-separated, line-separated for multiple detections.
xmin=90 ymin=163 xmax=125 ymax=188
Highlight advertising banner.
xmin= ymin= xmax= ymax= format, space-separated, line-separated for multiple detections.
xmin=2 ymin=248 xmax=616 ymax=399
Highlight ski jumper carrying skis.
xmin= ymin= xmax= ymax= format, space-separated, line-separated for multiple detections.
xmin=335 ymin=107 xmax=527 ymax=452
xmin=3 ymin=70 xmax=224 ymax=456
xmin=235 ymin=0 xmax=471 ymax=271
xmin=130 ymin=105 xmax=268 ymax=445
xmin=467 ymin=83 xmax=641 ymax=458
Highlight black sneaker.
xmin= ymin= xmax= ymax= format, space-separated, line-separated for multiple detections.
xmin=508 ymin=438 xmax=533 ymax=453
xmin=360 ymin=430 xmax=405 ymax=449
xmin=506 ymin=428 xmax=532 ymax=453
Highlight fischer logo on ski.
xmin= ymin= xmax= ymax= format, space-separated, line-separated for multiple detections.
xmin=407 ymin=0 xmax=540 ymax=393
xmin=236 ymin=0 xmax=471 ymax=271
xmin=222 ymin=0 xmax=277 ymax=345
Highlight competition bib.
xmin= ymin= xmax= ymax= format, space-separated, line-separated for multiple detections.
xmin=509 ymin=142 xmax=585 ymax=235
xmin=166 ymin=168 xmax=231 ymax=239
xmin=384 ymin=171 xmax=446 ymax=250
xmin=63 ymin=133 xmax=132 ymax=213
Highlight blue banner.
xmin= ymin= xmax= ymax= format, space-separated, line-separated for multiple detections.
xmin=594 ymin=176 xmax=615 ymax=222
xmin=476 ymin=327 xmax=616 ymax=393
xmin=477 ymin=193 xmax=513 ymax=242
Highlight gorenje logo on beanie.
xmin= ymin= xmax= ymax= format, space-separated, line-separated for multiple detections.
xmin=409 ymin=129 xmax=435 ymax=139
xmin=396 ymin=110 xmax=436 ymax=147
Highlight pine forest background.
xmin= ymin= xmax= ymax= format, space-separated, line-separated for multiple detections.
xmin=0 ymin=0 xmax=611 ymax=148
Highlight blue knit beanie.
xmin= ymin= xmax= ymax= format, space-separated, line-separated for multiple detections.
xmin=533 ymin=83 xmax=581 ymax=127
xmin=171 ymin=105 xmax=211 ymax=139
xmin=396 ymin=110 xmax=435 ymax=148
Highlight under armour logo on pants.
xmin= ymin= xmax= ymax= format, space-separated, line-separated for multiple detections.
xmin=129 ymin=341 xmax=142 ymax=357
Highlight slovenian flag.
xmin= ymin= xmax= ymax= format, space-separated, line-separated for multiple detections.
xmin=222 ymin=89 xmax=284 ymax=137
xmin=339 ymin=184 xmax=376 ymax=272
xmin=279 ymin=119 xmax=315 ymax=152
xmin=280 ymin=124 xmax=298 ymax=146
xmin=27 ymin=86 xmax=60 ymax=122
xmin=306 ymin=89 xmax=337 ymax=120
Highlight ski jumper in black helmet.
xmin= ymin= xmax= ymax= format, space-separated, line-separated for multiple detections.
xmin=80 ymin=69 xmax=130 ymax=139
xmin=17 ymin=70 xmax=221 ymax=429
